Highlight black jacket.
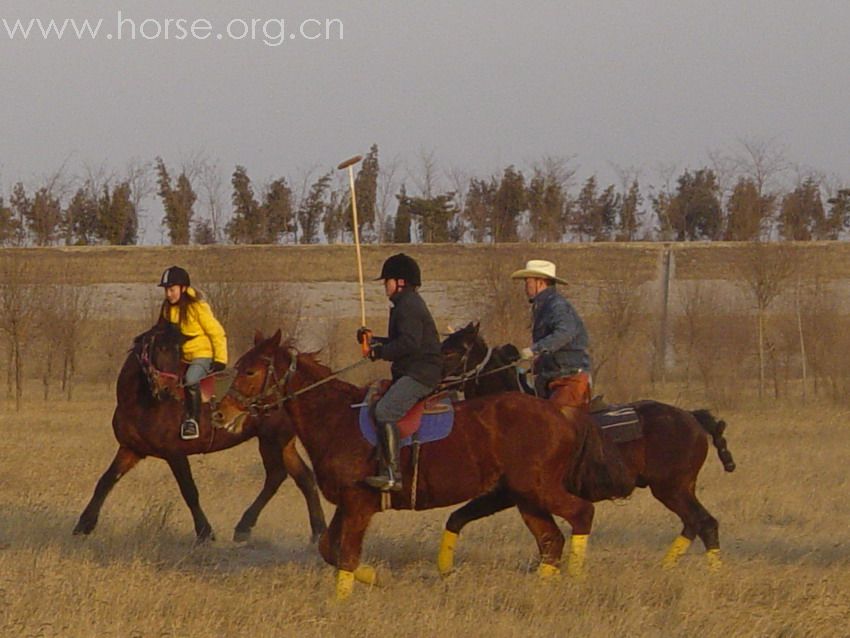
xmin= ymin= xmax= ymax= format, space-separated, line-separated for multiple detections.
xmin=374 ymin=287 xmax=442 ymax=387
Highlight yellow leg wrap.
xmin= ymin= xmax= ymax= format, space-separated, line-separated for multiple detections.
xmin=537 ymin=562 xmax=561 ymax=580
xmin=567 ymin=534 xmax=589 ymax=580
xmin=353 ymin=564 xmax=378 ymax=586
xmin=335 ymin=570 xmax=355 ymax=601
xmin=437 ymin=530 xmax=458 ymax=577
xmin=661 ymin=535 xmax=692 ymax=570
xmin=705 ymin=549 xmax=722 ymax=572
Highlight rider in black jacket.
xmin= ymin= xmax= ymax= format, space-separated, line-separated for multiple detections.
xmin=357 ymin=253 xmax=441 ymax=491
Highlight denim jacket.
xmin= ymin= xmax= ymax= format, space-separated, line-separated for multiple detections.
xmin=530 ymin=286 xmax=591 ymax=395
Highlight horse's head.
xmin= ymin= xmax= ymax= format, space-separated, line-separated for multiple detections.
xmin=134 ymin=322 xmax=186 ymax=400
xmin=440 ymin=321 xmax=483 ymax=377
xmin=212 ymin=328 xmax=323 ymax=433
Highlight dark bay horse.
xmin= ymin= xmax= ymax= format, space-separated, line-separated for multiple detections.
xmin=74 ymin=323 xmax=326 ymax=543
xmin=440 ymin=322 xmax=736 ymax=571
xmin=212 ymin=331 xmax=614 ymax=599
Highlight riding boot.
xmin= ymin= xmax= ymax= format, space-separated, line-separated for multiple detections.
xmin=181 ymin=384 xmax=201 ymax=440
xmin=365 ymin=422 xmax=402 ymax=492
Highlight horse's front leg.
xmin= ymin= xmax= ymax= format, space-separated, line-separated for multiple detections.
xmin=165 ymin=454 xmax=214 ymax=541
xmin=320 ymin=504 xmax=379 ymax=597
xmin=330 ymin=492 xmax=379 ymax=600
xmin=233 ymin=436 xmax=288 ymax=542
xmin=74 ymin=446 xmax=142 ymax=535
xmin=281 ymin=438 xmax=327 ymax=543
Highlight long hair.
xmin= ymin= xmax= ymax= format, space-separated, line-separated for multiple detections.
xmin=159 ymin=287 xmax=205 ymax=328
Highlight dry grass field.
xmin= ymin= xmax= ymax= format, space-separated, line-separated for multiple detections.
xmin=2 ymin=383 xmax=849 ymax=637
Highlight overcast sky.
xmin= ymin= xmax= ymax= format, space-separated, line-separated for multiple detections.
xmin=2 ymin=1 xmax=849 ymax=241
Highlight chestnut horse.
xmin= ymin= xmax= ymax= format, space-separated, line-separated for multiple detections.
xmin=212 ymin=330 xmax=619 ymax=599
xmin=74 ymin=323 xmax=326 ymax=543
xmin=440 ymin=322 xmax=736 ymax=570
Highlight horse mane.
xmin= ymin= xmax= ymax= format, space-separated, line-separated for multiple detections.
xmin=279 ymin=343 xmax=365 ymax=402
xmin=130 ymin=322 xmax=183 ymax=355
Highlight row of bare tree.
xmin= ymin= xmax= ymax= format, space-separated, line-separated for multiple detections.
xmin=1 ymin=140 xmax=848 ymax=246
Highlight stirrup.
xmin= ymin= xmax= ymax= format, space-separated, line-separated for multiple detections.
xmin=181 ymin=418 xmax=200 ymax=440
xmin=364 ymin=474 xmax=403 ymax=492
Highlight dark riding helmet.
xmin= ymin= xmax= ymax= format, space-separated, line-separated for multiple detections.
xmin=158 ymin=265 xmax=191 ymax=288
xmin=375 ymin=253 xmax=421 ymax=286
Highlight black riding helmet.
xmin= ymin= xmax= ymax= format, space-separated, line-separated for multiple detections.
xmin=375 ymin=253 xmax=421 ymax=286
xmin=159 ymin=265 xmax=191 ymax=288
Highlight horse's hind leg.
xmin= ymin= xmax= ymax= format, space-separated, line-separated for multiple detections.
xmin=233 ymin=436 xmax=288 ymax=542
xmin=651 ymin=481 xmax=720 ymax=571
xmin=281 ymin=438 xmax=327 ymax=543
xmin=437 ymin=488 xmax=514 ymax=576
xmin=165 ymin=454 xmax=214 ymax=542
xmin=538 ymin=490 xmax=595 ymax=579
xmin=514 ymin=500 xmax=566 ymax=579
xmin=74 ymin=446 xmax=141 ymax=535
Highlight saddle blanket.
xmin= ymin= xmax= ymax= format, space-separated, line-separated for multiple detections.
xmin=591 ymin=404 xmax=643 ymax=444
xmin=358 ymin=395 xmax=455 ymax=448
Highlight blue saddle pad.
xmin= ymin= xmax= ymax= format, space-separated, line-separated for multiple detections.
xmin=591 ymin=404 xmax=643 ymax=444
xmin=358 ymin=397 xmax=455 ymax=448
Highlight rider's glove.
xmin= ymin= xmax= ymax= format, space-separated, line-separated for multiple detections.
xmin=210 ymin=361 xmax=226 ymax=373
xmin=368 ymin=342 xmax=383 ymax=361
xmin=520 ymin=347 xmax=535 ymax=361
xmin=356 ymin=327 xmax=373 ymax=345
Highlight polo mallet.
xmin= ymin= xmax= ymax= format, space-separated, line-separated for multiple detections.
xmin=337 ymin=154 xmax=369 ymax=357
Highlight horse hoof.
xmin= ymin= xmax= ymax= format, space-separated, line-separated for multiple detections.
xmin=437 ymin=530 xmax=458 ymax=577
xmin=335 ymin=570 xmax=355 ymax=601
xmin=73 ymin=520 xmax=95 ymax=535
xmin=196 ymin=530 xmax=216 ymax=544
xmin=706 ymin=549 xmax=722 ymax=572
xmin=353 ymin=565 xmax=378 ymax=586
xmin=537 ymin=563 xmax=561 ymax=580
xmin=233 ymin=530 xmax=251 ymax=543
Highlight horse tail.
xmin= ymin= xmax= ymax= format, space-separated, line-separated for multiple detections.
xmin=564 ymin=413 xmax=635 ymax=501
xmin=691 ymin=409 xmax=736 ymax=472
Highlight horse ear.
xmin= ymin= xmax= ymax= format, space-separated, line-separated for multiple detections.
xmin=254 ymin=330 xmax=265 ymax=346
xmin=271 ymin=329 xmax=282 ymax=346
xmin=473 ymin=321 xmax=480 ymax=333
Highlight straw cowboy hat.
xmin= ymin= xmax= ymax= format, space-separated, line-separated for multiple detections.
xmin=510 ymin=259 xmax=568 ymax=285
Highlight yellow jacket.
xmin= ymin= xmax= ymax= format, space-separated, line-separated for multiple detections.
xmin=162 ymin=288 xmax=228 ymax=364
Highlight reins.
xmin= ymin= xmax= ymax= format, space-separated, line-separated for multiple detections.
xmin=225 ymin=348 xmax=370 ymax=416
xmin=437 ymin=360 xmax=521 ymax=392
xmin=438 ymin=343 xmax=523 ymax=392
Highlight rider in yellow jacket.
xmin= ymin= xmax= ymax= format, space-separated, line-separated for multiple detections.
xmin=158 ymin=265 xmax=228 ymax=439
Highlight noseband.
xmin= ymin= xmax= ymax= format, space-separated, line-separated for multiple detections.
xmin=224 ymin=347 xmax=299 ymax=416
xmin=138 ymin=334 xmax=182 ymax=399
xmin=222 ymin=347 xmax=369 ymax=418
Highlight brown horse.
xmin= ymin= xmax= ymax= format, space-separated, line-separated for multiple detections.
xmin=73 ymin=323 xmax=326 ymax=543
xmin=211 ymin=330 xmax=619 ymax=599
xmin=440 ymin=322 xmax=736 ymax=571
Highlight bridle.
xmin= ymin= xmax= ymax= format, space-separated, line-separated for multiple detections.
xmin=223 ymin=348 xmax=299 ymax=416
xmin=138 ymin=332 xmax=182 ymax=400
xmin=439 ymin=334 xmax=526 ymax=393
xmin=441 ymin=337 xmax=494 ymax=385
xmin=222 ymin=347 xmax=368 ymax=417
